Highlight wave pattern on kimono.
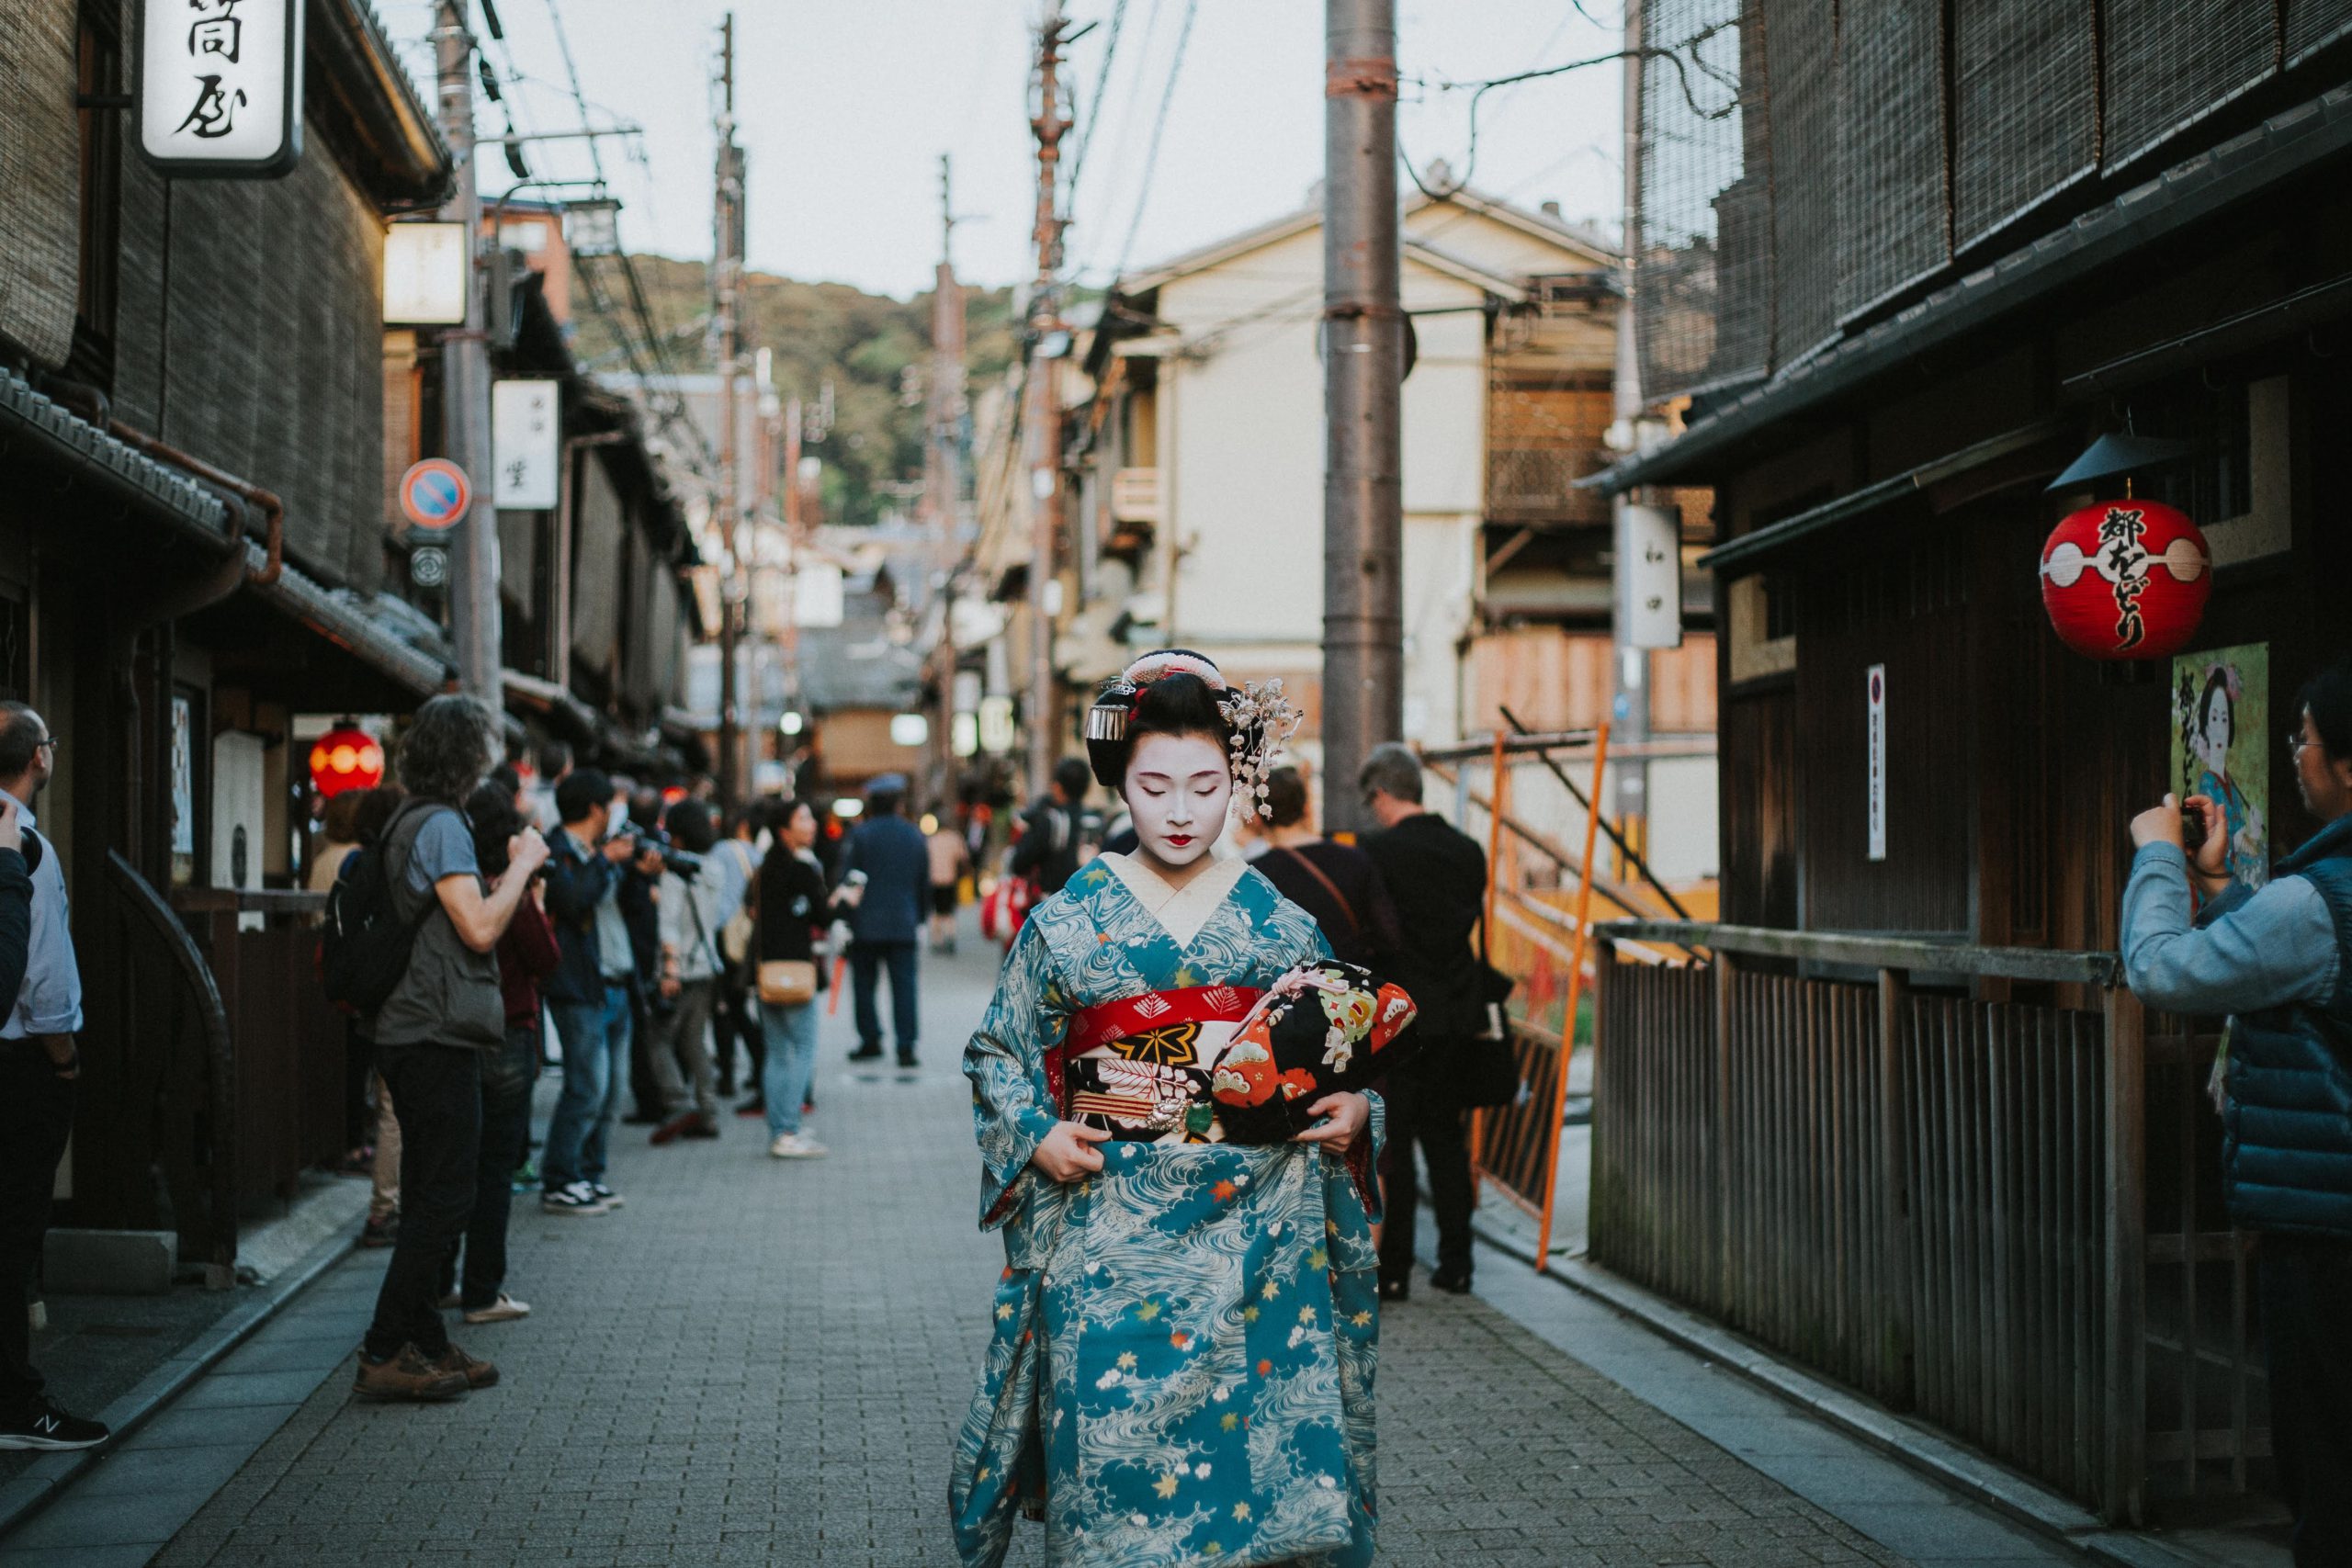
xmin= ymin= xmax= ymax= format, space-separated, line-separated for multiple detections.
xmin=953 ymin=855 xmax=1385 ymax=1568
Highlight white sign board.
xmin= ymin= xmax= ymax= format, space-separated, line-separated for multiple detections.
xmin=1621 ymin=503 xmax=1684 ymax=650
xmin=978 ymin=695 xmax=1017 ymax=755
xmin=793 ymin=562 xmax=846 ymax=629
xmin=140 ymin=0 xmax=304 ymax=178
xmin=384 ymin=223 xmax=470 ymax=325
xmin=492 ymin=380 xmax=560 ymax=510
xmin=1866 ymin=664 xmax=1887 ymax=863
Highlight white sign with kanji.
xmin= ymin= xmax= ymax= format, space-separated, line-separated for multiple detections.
xmin=492 ymin=380 xmax=561 ymax=511
xmin=139 ymin=0 xmax=305 ymax=178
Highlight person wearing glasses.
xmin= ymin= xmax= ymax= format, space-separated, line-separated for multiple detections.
xmin=2126 ymin=653 xmax=2352 ymax=1567
xmin=0 ymin=705 xmax=107 ymax=1450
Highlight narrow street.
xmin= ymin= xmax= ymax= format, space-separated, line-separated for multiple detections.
xmin=8 ymin=931 xmax=1927 ymax=1568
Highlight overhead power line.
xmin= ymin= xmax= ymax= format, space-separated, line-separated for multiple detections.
xmin=1106 ymin=0 xmax=1200 ymax=286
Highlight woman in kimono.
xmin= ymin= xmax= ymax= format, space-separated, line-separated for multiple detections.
xmin=952 ymin=650 xmax=1385 ymax=1568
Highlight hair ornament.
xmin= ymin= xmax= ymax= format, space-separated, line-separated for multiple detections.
xmin=1083 ymin=649 xmax=1299 ymax=815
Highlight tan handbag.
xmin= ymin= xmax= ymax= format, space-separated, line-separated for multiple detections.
xmin=757 ymin=959 xmax=818 ymax=1007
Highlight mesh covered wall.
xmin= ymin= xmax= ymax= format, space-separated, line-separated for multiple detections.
xmin=2104 ymin=0 xmax=2275 ymax=167
xmin=1763 ymin=0 xmax=1841 ymax=362
xmin=1634 ymin=0 xmax=1767 ymax=400
xmin=1838 ymin=0 xmax=1948 ymax=319
xmin=2286 ymin=0 xmax=2352 ymax=65
xmin=1951 ymin=0 xmax=2098 ymax=250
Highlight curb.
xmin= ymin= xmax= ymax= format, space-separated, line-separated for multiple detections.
xmin=1471 ymin=1217 xmax=2255 ymax=1568
xmin=0 ymin=1223 xmax=357 ymax=1541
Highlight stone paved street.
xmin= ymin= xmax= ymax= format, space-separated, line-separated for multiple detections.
xmin=90 ymin=936 xmax=1918 ymax=1567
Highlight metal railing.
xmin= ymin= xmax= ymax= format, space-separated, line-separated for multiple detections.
xmin=1591 ymin=919 xmax=2156 ymax=1521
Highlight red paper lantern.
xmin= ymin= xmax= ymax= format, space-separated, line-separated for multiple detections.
xmin=2039 ymin=499 xmax=2211 ymax=660
xmin=309 ymin=724 xmax=384 ymax=797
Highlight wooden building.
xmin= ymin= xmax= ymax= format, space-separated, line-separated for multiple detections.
xmin=0 ymin=0 xmax=697 ymax=1278
xmin=1584 ymin=0 xmax=2352 ymax=1528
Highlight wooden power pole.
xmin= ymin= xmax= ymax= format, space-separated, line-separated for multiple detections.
xmin=1320 ymin=0 xmax=1405 ymax=833
xmin=435 ymin=0 xmax=502 ymax=705
xmin=713 ymin=12 xmax=747 ymax=807
xmin=1024 ymin=6 xmax=1070 ymax=800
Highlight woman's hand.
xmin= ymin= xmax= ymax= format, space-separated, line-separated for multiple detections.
xmin=2180 ymin=793 xmax=2233 ymax=896
xmin=1294 ymin=1091 xmax=1370 ymax=1156
xmin=1030 ymin=1120 xmax=1112 ymax=1182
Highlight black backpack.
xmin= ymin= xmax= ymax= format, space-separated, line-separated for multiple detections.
xmin=321 ymin=801 xmax=437 ymax=1014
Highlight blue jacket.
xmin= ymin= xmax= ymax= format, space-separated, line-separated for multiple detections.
xmin=2219 ymin=818 xmax=2352 ymax=1236
xmin=542 ymin=829 xmax=621 ymax=1006
xmin=841 ymin=814 xmax=930 ymax=944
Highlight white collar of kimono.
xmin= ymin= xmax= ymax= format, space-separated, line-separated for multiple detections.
xmin=1099 ymin=852 xmax=1247 ymax=950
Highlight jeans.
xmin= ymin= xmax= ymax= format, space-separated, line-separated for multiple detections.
xmin=543 ymin=983 xmax=631 ymax=1190
xmin=648 ymin=977 xmax=718 ymax=1119
xmin=1376 ymin=1072 xmax=1474 ymax=1288
xmin=2260 ymin=1233 xmax=2352 ymax=1565
xmin=442 ymin=1025 xmax=536 ymax=1310
xmin=762 ymin=1000 xmax=820 ymax=1137
xmin=0 ymin=1040 xmax=74 ymax=1412
xmin=365 ymin=1042 xmax=481 ymax=1360
xmin=849 ymin=940 xmax=919 ymax=1061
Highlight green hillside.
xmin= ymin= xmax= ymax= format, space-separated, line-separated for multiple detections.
xmin=571 ymin=256 xmax=1019 ymax=528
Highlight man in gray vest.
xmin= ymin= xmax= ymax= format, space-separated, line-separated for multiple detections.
xmin=356 ymin=695 xmax=548 ymax=1404
xmin=2126 ymin=652 xmax=2352 ymax=1566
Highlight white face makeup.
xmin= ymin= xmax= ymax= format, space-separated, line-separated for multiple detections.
xmin=1122 ymin=731 xmax=1234 ymax=871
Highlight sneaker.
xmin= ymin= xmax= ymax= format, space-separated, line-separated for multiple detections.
xmin=681 ymin=1115 xmax=720 ymax=1140
xmin=650 ymin=1112 xmax=698 ymax=1145
xmin=353 ymin=1346 xmax=468 ymax=1403
xmin=735 ymin=1096 xmax=767 ymax=1118
xmin=587 ymin=1182 xmax=625 ymax=1210
xmin=539 ymin=1181 xmax=609 ymax=1216
xmin=0 ymin=1396 xmax=109 ymax=1450
xmin=436 ymin=1291 xmax=462 ymax=1310
xmin=462 ymin=1293 xmax=531 ymax=1325
xmin=848 ymin=1045 xmax=884 ymax=1062
xmin=768 ymin=1132 xmax=829 ymax=1159
xmin=432 ymin=1345 xmax=500 ymax=1390
xmin=358 ymin=1213 xmax=399 ymax=1248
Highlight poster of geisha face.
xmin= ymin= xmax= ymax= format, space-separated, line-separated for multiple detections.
xmin=2171 ymin=642 xmax=2269 ymax=893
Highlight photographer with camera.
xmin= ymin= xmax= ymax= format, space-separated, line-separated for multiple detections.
xmin=648 ymin=798 xmax=740 ymax=1144
xmin=539 ymin=770 xmax=642 ymax=1216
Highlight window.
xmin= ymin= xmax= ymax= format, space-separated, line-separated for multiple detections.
xmin=74 ymin=6 xmax=122 ymax=363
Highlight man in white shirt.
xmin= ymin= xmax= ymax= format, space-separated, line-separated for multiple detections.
xmin=0 ymin=704 xmax=106 ymax=1451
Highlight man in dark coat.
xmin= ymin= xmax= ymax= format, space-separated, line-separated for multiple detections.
xmin=1357 ymin=742 xmax=1487 ymax=1301
xmin=841 ymin=774 xmax=931 ymax=1068
xmin=1010 ymin=757 xmax=1094 ymax=897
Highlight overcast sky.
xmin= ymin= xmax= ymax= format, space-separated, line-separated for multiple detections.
xmin=379 ymin=1 xmax=1624 ymax=301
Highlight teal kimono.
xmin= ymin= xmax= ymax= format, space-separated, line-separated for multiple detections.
xmin=952 ymin=854 xmax=1385 ymax=1568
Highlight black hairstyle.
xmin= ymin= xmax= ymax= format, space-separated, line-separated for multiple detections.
xmin=1262 ymin=765 xmax=1310 ymax=829
xmin=466 ymin=780 xmax=525 ymax=878
xmin=867 ymin=784 xmax=905 ymax=816
xmin=320 ymin=789 xmax=368 ymax=844
xmin=1086 ymin=654 xmax=1236 ymax=790
xmin=2197 ymin=667 xmax=2234 ymax=749
xmin=491 ymin=761 xmax=523 ymax=799
xmin=664 ymin=796 xmax=718 ymax=853
xmin=1052 ymin=756 xmax=1093 ymax=802
xmin=535 ymin=739 xmax=573 ymax=780
xmin=395 ymin=694 xmax=499 ymax=805
xmin=556 ymin=768 xmax=615 ymax=827
xmin=352 ymin=784 xmax=409 ymax=843
xmin=2297 ymin=652 xmax=2352 ymax=761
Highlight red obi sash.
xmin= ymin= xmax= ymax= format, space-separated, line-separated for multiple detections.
xmin=1046 ymin=984 xmax=1263 ymax=1112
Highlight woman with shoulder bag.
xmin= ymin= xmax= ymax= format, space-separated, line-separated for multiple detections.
xmin=755 ymin=799 xmax=831 ymax=1159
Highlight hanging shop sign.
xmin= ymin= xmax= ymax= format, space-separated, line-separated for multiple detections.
xmin=138 ymin=0 xmax=305 ymax=179
xmin=1866 ymin=664 xmax=1886 ymax=863
xmin=309 ymin=723 xmax=384 ymax=798
xmin=1619 ymin=503 xmax=1684 ymax=650
xmin=492 ymin=380 xmax=560 ymax=510
xmin=400 ymin=459 xmax=471 ymax=531
xmin=384 ymin=222 xmax=471 ymax=325
xmin=2039 ymin=499 xmax=2210 ymax=660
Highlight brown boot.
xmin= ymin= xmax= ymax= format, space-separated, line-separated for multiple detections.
xmin=433 ymin=1344 xmax=500 ymax=1390
xmin=354 ymin=1345 xmax=469 ymax=1402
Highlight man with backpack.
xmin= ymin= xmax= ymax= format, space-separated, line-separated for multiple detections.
xmin=336 ymin=695 xmax=548 ymax=1403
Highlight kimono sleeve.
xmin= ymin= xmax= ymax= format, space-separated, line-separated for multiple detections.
xmin=964 ymin=919 xmax=1069 ymax=1230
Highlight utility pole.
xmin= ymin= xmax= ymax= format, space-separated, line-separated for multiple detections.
xmin=1320 ymin=0 xmax=1404 ymax=834
xmin=713 ymin=13 xmax=747 ymax=808
xmin=928 ymin=153 xmax=967 ymax=813
xmin=1024 ymin=6 xmax=1071 ymax=799
xmin=435 ymin=0 xmax=501 ymax=705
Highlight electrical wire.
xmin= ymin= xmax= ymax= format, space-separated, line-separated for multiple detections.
xmin=1063 ymin=0 xmax=1130 ymax=208
xmin=1105 ymin=0 xmax=1200 ymax=287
